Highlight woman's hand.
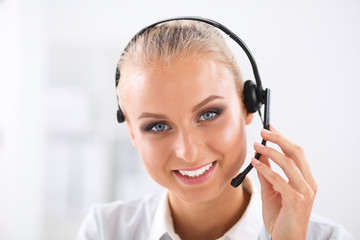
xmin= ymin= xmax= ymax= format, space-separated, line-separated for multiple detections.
xmin=251 ymin=125 xmax=318 ymax=240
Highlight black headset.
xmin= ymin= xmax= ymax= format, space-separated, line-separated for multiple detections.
xmin=115 ymin=16 xmax=270 ymax=187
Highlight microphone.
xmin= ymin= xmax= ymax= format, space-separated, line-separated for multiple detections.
xmin=231 ymin=88 xmax=270 ymax=188
xmin=231 ymin=139 xmax=267 ymax=187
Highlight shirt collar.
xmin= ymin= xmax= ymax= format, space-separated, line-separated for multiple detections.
xmin=221 ymin=177 xmax=263 ymax=239
xmin=148 ymin=177 xmax=263 ymax=240
xmin=148 ymin=190 xmax=181 ymax=240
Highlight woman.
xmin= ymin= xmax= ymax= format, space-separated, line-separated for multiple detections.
xmin=78 ymin=19 xmax=352 ymax=240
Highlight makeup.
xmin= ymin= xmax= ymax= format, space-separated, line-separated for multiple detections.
xmin=173 ymin=161 xmax=217 ymax=185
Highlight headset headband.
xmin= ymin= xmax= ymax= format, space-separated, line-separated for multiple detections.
xmin=116 ymin=16 xmax=264 ymax=96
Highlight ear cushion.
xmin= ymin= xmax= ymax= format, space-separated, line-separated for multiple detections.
xmin=117 ymin=109 xmax=125 ymax=123
xmin=116 ymin=67 xmax=126 ymax=123
xmin=115 ymin=67 xmax=120 ymax=86
xmin=243 ymin=80 xmax=262 ymax=113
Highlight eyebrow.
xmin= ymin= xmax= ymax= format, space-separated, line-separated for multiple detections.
xmin=192 ymin=95 xmax=224 ymax=113
xmin=137 ymin=95 xmax=224 ymax=120
xmin=138 ymin=112 xmax=167 ymax=120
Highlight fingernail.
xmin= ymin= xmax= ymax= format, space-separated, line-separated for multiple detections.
xmin=261 ymin=128 xmax=272 ymax=136
xmin=254 ymin=141 xmax=264 ymax=149
xmin=270 ymin=124 xmax=278 ymax=132
xmin=251 ymin=157 xmax=261 ymax=165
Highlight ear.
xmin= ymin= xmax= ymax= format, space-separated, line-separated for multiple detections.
xmin=244 ymin=110 xmax=254 ymax=125
xmin=126 ymin=121 xmax=138 ymax=148
xmin=240 ymin=99 xmax=255 ymax=125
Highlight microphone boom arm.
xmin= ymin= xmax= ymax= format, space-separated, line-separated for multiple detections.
xmin=231 ymin=88 xmax=270 ymax=187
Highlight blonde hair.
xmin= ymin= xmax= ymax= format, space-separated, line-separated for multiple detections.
xmin=116 ymin=20 xmax=243 ymax=111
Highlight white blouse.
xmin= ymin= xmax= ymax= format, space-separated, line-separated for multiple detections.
xmin=77 ymin=178 xmax=352 ymax=240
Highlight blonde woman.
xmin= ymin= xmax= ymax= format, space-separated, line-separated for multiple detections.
xmin=78 ymin=18 xmax=352 ymax=240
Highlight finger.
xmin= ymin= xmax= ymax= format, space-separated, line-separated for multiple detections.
xmin=261 ymin=128 xmax=301 ymax=160
xmin=256 ymin=154 xmax=276 ymax=197
xmin=269 ymin=124 xmax=279 ymax=133
xmin=254 ymin=141 xmax=307 ymax=192
xmin=259 ymin=151 xmax=271 ymax=168
xmin=251 ymin=157 xmax=298 ymax=200
xmin=260 ymin=127 xmax=317 ymax=191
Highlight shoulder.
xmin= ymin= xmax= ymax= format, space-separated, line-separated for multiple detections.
xmin=77 ymin=192 xmax=163 ymax=240
xmin=306 ymin=214 xmax=353 ymax=240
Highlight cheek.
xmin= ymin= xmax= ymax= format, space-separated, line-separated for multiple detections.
xmin=214 ymin=110 xmax=245 ymax=147
xmin=135 ymin=135 xmax=172 ymax=183
xmin=206 ymin=110 xmax=247 ymax=167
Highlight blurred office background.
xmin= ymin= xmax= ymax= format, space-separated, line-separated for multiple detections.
xmin=1 ymin=0 xmax=359 ymax=239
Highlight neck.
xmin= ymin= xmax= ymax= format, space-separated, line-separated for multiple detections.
xmin=168 ymin=182 xmax=250 ymax=240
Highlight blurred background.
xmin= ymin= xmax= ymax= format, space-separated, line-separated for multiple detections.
xmin=1 ymin=0 xmax=359 ymax=239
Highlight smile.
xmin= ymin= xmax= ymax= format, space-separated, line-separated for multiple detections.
xmin=178 ymin=162 xmax=213 ymax=178
xmin=174 ymin=161 xmax=217 ymax=185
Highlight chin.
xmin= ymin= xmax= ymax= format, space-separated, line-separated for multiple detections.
xmin=169 ymin=171 xmax=235 ymax=204
xmin=174 ymin=185 xmax=226 ymax=204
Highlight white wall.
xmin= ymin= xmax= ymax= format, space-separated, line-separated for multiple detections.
xmin=0 ymin=0 xmax=359 ymax=239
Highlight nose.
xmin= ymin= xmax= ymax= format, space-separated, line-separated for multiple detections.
xmin=174 ymin=129 xmax=203 ymax=163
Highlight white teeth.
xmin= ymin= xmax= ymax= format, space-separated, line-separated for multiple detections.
xmin=178 ymin=162 xmax=213 ymax=178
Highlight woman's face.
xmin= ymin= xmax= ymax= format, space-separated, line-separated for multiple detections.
xmin=121 ymin=56 xmax=253 ymax=203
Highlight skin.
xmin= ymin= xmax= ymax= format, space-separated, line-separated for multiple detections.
xmin=252 ymin=127 xmax=318 ymax=239
xmin=120 ymin=55 xmax=317 ymax=240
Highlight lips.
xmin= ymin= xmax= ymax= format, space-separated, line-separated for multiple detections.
xmin=173 ymin=161 xmax=217 ymax=185
xmin=178 ymin=162 xmax=214 ymax=177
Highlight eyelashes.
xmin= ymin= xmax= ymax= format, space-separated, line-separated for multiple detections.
xmin=198 ymin=109 xmax=222 ymax=121
xmin=142 ymin=107 xmax=224 ymax=134
xmin=144 ymin=122 xmax=170 ymax=132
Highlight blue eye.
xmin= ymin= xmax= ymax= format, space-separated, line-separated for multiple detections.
xmin=150 ymin=123 xmax=169 ymax=132
xmin=199 ymin=110 xmax=221 ymax=121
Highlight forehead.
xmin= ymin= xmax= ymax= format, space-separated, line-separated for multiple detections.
xmin=122 ymin=56 xmax=238 ymax=118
